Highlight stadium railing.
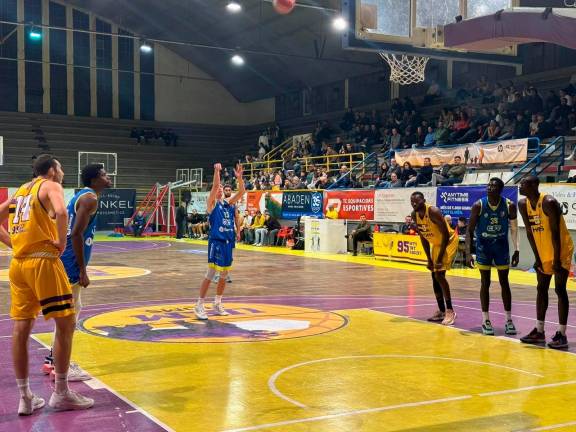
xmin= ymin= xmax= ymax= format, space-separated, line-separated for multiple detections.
xmin=507 ymin=136 xmax=566 ymax=184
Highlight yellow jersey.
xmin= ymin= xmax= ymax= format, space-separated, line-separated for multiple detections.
xmin=526 ymin=193 xmax=574 ymax=266
xmin=325 ymin=209 xmax=338 ymax=219
xmin=415 ymin=204 xmax=455 ymax=246
xmin=8 ymin=178 xmax=60 ymax=259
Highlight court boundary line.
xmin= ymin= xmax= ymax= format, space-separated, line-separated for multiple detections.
xmin=268 ymin=354 xmax=544 ymax=408
xmin=30 ymin=335 xmax=176 ymax=432
xmin=530 ymin=420 xmax=576 ymax=431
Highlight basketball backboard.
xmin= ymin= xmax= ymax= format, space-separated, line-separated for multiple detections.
xmin=342 ymin=0 xmax=521 ymax=65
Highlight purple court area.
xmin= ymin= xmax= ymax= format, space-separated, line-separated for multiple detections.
xmin=0 ymin=294 xmax=575 ymax=430
xmin=92 ymin=241 xmax=171 ymax=254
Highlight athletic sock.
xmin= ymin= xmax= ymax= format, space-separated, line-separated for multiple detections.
xmin=55 ymin=372 xmax=69 ymax=394
xmin=482 ymin=312 xmax=490 ymax=322
xmin=197 ymin=298 xmax=204 ymax=306
xmin=16 ymin=378 xmax=33 ymax=398
xmin=559 ymin=325 xmax=567 ymax=336
xmin=505 ymin=311 xmax=512 ymax=321
xmin=537 ymin=320 xmax=545 ymax=333
xmin=215 ymin=295 xmax=223 ymax=305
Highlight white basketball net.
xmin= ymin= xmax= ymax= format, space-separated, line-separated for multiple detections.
xmin=379 ymin=52 xmax=430 ymax=85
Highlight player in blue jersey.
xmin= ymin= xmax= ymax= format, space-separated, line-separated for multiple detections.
xmin=195 ymin=163 xmax=245 ymax=320
xmin=466 ymin=177 xmax=520 ymax=336
xmin=43 ymin=164 xmax=112 ymax=379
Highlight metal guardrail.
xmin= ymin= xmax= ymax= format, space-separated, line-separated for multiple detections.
xmin=506 ymin=136 xmax=565 ymax=184
xmin=328 ymin=152 xmax=378 ymax=189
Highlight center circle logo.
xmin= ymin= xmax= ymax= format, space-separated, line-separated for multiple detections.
xmin=81 ymin=303 xmax=347 ymax=343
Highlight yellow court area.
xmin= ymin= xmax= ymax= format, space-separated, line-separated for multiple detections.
xmin=36 ymin=308 xmax=576 ymax=432
xmin=0 ymin=265 xmax=150 ymax=282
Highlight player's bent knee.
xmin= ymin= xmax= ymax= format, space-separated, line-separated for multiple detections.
xmin=205 ymin=267 xmax=217 ymax=281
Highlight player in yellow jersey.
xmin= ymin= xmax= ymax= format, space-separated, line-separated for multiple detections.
xmin=0 ymin=155 xmax=94 ymax=415
xmin=411 ymin=191 xmax=459 ymax=326
xmin=518 ymin=176 xmax=574 ymax=349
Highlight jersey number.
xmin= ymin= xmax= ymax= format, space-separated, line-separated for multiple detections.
xmin=12 ymin=195 xmax=32 ymax=224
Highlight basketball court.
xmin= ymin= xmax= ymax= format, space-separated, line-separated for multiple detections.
xmin=1 ymin=236 xmax=576 ymax=431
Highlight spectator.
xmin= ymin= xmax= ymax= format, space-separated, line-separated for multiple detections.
xmin=402 ymin=127 xmax=417 ymax=149
xmin=132 ymin=211 xmax=146 ymax=237
xmin=423 ymin=126 xmax=436 ymax=147
xmin=175 ymin=202 xmax=188 ymax=239
xmin=346 ymin=214 xmax=372 ymax=256
xmin=340 ymin=108 xmax=355 ymax=131
xmin=415 ymin=126 xmax=426 ymax=147
xmin=435 ymin=121 xmax=451 ymax=146
xmin=559 ymin=89 xmax=573 ymax=107
xmin=423 ymin=80 xmax=440 ymax=105
xmin=386 ymin=158 xmax=402 ymax=180
xmin=130 ymin=128 xmax=144 ymax=145
xmin=456 ymin=216 xmax=467 ymax=236
xmin=241 ymin=210 xmax=254 ymax=244
xmin=378 ymin=161 xmax=390 ymax=180
xmin=497 ymin=118 xmax=514 ymax=140
xmin=533 ymin=113 xmax=555 ymax=139
xmin=480 ymin=120 xmax=501 ymax=142
xmin=388 ymin=172 xmax=403 ymax=188
xmin=529 ymin=114 xmax=539 ymax=136
xmin=405 ymin=157 xmax=433 ymax=187
xmin=512 ymin=113 xmax=530 ymax=138
xmin=544 ymin=90 xmax=561 ymax=114
xmin=450 ymin=112 xmax=471 ymax=143
xmin=263 ymin=211 xmax=282 ymax=246
xmin=431 ymin=155 xmax=465 ymax=186
xmin=399 ymin=161 xmax=417 ymax=185
xmin=325 ymin=204 xmax=339 ymax=219
xmin=336 ymin=165 xmax=352 ymax=189
xmin=400 ymin=215 xmax=417 ymax=235
xmin=390 ymin=128 xmax=402 ymax=150
xmin=251 ymin=211 xmax=266 ymax=246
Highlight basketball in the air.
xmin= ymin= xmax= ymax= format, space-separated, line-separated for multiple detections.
xmin=273 ymin=0 xmax=296 ymax=15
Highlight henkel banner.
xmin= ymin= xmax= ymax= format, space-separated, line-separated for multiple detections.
xmin=394 ymin=139 xmax=528 ymax=167
xmin=96 ymin=189 xmax=136 ymax=230
xmin=281 ymin=191 xmax=324 ymax=219
xmin=324 ymin=190 xmax=375 ymax=220
xmin=528 ymin=184 xmax=576 ymax=230
xmin=436 ymin=186 xmax=518 ymax=220
xmin=373 ymin=232 xmax=427 ymax=265
xmin=0 ymin=187 xmax=7 ymax=230
xmin=245 ymin=191 xmax=283 ymax=219
xmin=374 ymin=188 xmax=437 ymax=222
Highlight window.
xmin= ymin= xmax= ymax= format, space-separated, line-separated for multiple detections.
xmin=467 ymin=0 xmax=510 ymax=18
xmin=119 ymin=72 xmax=134 ymax=119
xmin=74 ymin=67 xmax=90 ymax=116
xmin=97 ymin=70 xmax=112 ymax=118
xmin=50 ymin=65 xmax=67 ymax=114
xmin=416 ymin=0 xmax=460 ymax=28
xmin=359 ymin=0 xmax=410 ymax=38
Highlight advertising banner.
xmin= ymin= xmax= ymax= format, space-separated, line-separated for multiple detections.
xmin=281 ymin=191 xmax=324 ymax=219
xmin=529 ymin=184 xmax=576 ymax=230
xmin=374 ymin=188 xmax=437 ymax=222
xmin=394 ymin=139 xmax=528 ymax=167
xmin=436 ymin=186 xmax=518 ymax=220
xmin=245 ymin=191 xmax=283 ymax=219
xmin=96 ymin=189 xmax=136 ymax=230
xmin=373 ymin=232 xmax=427 ymax=265
xmin=324 ymin=190 xmax=375 ymax=220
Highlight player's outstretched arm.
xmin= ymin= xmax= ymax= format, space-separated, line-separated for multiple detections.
xmin=72 ymin=194 xmax=98 ymax=287
xmin=207 ymin=163 xmax=222 ymax=214
xmin=45 ymin=181 xmax=68 ymax=255
xmin=465 ymin=201 xmax=481 ymax=268
xmin=228 ymin=163 xmax=245 ymax=206
xmin=518 ymin=198 xmax=542 ymax=271
xmin=508 ymin=201 xmax=520 ymax=267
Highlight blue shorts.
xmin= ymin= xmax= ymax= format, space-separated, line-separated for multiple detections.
xmin=476 ymin=238 xmax=510 ymax=270
xmin=208 ymin=239 xmax=234 ymax=272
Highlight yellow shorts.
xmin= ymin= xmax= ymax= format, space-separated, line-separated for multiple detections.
xmin=431 ymin=234 xmax=459 ymax=272
xmin=9 ymin=257 xmax=74 ymax=320
xmin=539 ymin=256 xmax=573 ymax=276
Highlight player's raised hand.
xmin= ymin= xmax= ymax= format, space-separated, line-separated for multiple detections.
xmin=234 ymin=163 xmax=243 ymax=179
xmin=214 ymin=163 xmax=222 ymax=172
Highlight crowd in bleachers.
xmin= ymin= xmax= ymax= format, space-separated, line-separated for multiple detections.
xmin=130 ymin=127 xmax=179 ymax=146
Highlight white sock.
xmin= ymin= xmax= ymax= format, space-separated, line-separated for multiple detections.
xmin=537 ymin=320 xmax=545 ymax=333
xmin=197 ymin=298 xmax=204 ymax=306
xmin=505 ymin=311 xmax=512 ymax=321
xmin=482 ymin=312 xmax=490 ymax=322
xmin=215 ymin=295 xmax=223 ymax=305
xmin=55 ymin=372 xmax=69 ymax=394
xmin=559 ymin=325 xmax=567 ymax=336
xmin=16 ymin=378 xmax=33 ymax=398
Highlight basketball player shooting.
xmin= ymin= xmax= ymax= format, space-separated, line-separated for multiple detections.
xmin=194 ymin=163 xmax=244 ymax=320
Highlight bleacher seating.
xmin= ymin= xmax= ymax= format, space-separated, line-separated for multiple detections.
xmin=0 ymin=111 xmax=264 ymax=200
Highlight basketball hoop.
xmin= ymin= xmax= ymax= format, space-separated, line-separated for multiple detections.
xmin=379 ymin=52 xmax=430 ymax=85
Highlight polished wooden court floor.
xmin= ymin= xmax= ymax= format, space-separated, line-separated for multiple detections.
xmin=1 ymin=237 xmax=576 ymax=432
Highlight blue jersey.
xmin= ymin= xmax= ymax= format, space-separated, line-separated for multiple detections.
xmin=475 ymin=197 xmax=510 ymax=243
xmin=209 ymin=200 xmax=236 ymax=242
xmin=60 ymin=188 xmax=98 ymax=284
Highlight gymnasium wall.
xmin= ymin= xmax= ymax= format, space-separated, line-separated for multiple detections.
xmin=0 ymin=0 xmax=274 ymax=125
xmin=153 ymin=45 xmax=274 ymax=126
